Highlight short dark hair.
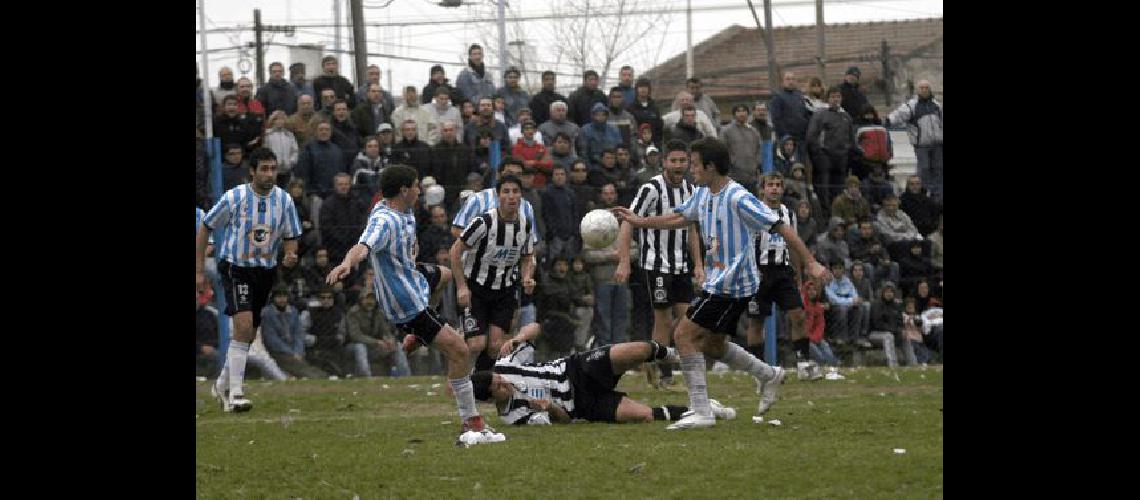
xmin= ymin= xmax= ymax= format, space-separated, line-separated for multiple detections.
xmin=505 ymin=66 xmax=520 ymax=77
xmin=554 ymin=132 xmax=572 ymax=143
xmin=468 ymin=43 xmax=482 ymax=54
xmin=583 ymin=70 xmax=599 ymax=79
xmin=551 ymin=164 xmax=567 ymax=174
xmin=601 ymin=148 xmax=616 ymax=157
xmin=224 ymin=143 xmax=243 ymax=154
xmin=635 ymin=78 xmax=652 ymax=90
xmin=542 ymin=70 xmax=556 ymax=78
xmin=269 ymin=61 xmax=284 ymax=71
xmin=664 ymin=139 xmax=688 ymax=155
xmin=380 ymin=164 xmax=419 ymax=198
xmin=496 ymin=174 xmax=522 ymax=193
xmin=332 ymin=99 xmax=348 ymax=109
xmin=689 ymin=137 xmax=731 ymax=175
xmin=321 ymin=55 xmax=336 ymax=64
xmin=222 ymin=95 xmax=238 ymax=105
xmin=732 ymin=104 xmax=749 ymax=114
xmin=827 ymin=86 xmax=843 ymax=97
xmin=609 ymin=86 xmax=624 ymax=96
xmin=471 ymin=370 xmax=493 ymax=401
xmin=760 ymin=171 xmax=785 ymax=187
xmin=686 ymin=77 xmax=701 ymax=85
xmin=500 ymin=156 xmax=525 ymax=172
xmin=247 ymin=148 xmax=277 ymax=170
xmin=620 ymin=65 xmax=634 ymax=72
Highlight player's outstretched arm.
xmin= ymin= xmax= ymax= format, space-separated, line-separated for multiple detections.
xmin=327 ymin=243 xmax=368 ymax=284
xmin=611 ymin=207 xmax=687 ymax=230
xmin=777 ymin=224 xmax=828 ymax=281
xmin=528 ymin=399 xmax=571 ymax=424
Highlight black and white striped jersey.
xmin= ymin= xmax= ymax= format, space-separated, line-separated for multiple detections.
xmin=492 ymin=345 xmax=574 ymax=426
xmin=755 ymin=203 xmax=797 ymax=266
xmin=629 ymin=175 xmax=695 ymax=274
xmin=459 ymin=208 xmax=535 ymax=290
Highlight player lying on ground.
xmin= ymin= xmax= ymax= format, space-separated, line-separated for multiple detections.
xmin=471 ymin=337 xmax=736 ymax=425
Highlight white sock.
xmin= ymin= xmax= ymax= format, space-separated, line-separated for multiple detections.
xmin=719 ymin=342 xmax=775 ymax=381
xmin=449 ymin=377 xmax=479 ymax=421
xmin=680 ymin=353 xmax=712 ymax=417
xmin=227 ymin=341 xmax=250 ymax=397
xmin=216 ymin=357 xmax=230 ymax=390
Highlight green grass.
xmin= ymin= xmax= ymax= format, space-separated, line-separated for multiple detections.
xmin=196 ymin=366 xmax=943 ymax=499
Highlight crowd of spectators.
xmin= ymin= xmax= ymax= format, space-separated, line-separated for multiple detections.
xmin=196 ymin=50 xmax=944 ymax=377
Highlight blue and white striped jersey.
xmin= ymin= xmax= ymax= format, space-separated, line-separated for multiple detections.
xmin=674 ymin=180 xmax=783 ymax=298
xmin=202 ymin=185 xmax=301 ymax=268
xmin=452 ymin=187 xmax=540 ymax=244
xmin=196 ymin=207 xmax=214 ymax=245
xmin=359 ymin=202 xmax=430 ymax=324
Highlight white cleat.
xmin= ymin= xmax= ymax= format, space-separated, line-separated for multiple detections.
xmin=223 ymin=393 xmax=253 ymax=413
xmin=757 ymin=367 xmax=786 ymax=415
xmin=709 ymin=399 xmax=737 ymax=420
xmin=666 ymin=412 xmax=716 ymax=430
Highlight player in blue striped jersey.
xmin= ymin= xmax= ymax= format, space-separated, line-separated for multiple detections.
xmin=196 ymin=148 xmax=302 ymax=413
xmin=326 ymin=165 xmax=505 ymax=444
xmin=613 ymin=137 xmax=828 ymax=429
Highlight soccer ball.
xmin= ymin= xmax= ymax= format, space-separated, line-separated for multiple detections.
xmin=580 ymin=209 xmax=619 ymax=249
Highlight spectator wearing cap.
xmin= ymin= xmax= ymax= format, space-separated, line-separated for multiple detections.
xmin=375 ymin=122 xmax=396 ymax=164
xmin=261 ymin=287 xmax=329 ymax=379
xmin=685 ymin=77 xmax=721 ymax=125
xmin=830 ymin=175 xmax=872 ymax=224
xmin=428 ymin=119 xmax=477 ymax=209
xmin=456 ymin=43 xmax=496 ymax=105
xmin=720 ymin=103 xmax=763 ymax=192
xmin=497 ymin=66 xmax=531 ymax=126
xmin=633 ymin=145 xmax=661 ymax=187
xmin=606 ymin=86 xmax=639 ymax=151
xmin=512 ymin=120 xmax=554 ymax=188
xmin=351 ymin=83 xmax=394 ymax=141
xmin=288 ymin=63 xmax=315 ymax=98
xmin=633 ymin=122 xmax=656 ymax=165
xmin=567 ymin=70 xmax=607 ymax=127
xmin=312 ymin=55 xmax=356 ymax=111
xmin=508 ymin=108 xmax=544 ymax=145
xmin=627 ymin=78 xmax=664 ymax=144
xmin=814 ymin=216 xmax=851 ymax=270
xmin=529 ymin=70 xmax=567 ymax=128
xmin=391 ymin=86 xmax=437 ymax=146
xmin=425 ymin=86 xmax=462 ymax=142
xmin=421 ymin=64 xmax=465 ymax=107
xmin=840 ymin=66 xmax=870 ymax=121
xmin=578 ymin=102 xmax=623 ymax=166
xmin=538 ymin=101 xmax=579 ymax=154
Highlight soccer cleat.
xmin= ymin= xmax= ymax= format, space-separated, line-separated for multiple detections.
xmin=824 ymin=368 xmax=846 ymax=380
xmin=224 ymin=393 xmax=253 ymax=413
xmin=402 ymin=334 xmax=422 ymax=356
xmin=708 ymin=399 xmax=737 ymax=420
xmin=757 ymin=367 xmax=786 ymax=415
xmin=456 ymin=428 xmax=507 ymax=446
xmin=461 ymin=415 xmax=486 ymax=433
xmin=666 ymin=412 xmax=716 ymax=430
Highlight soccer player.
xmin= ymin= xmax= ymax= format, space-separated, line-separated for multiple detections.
xmin=614 ymin=139 xmax=703 ymax=388
xmin=196 ymin=148 xmax=301 ymax=412
xmin=745 ymin=172 xmax=814 ymax=385
xmin=326 ymin=165 xmax=504 ymax=444
xmin=472 ymin=339 xmax=735 ymax=425
xmin=612 ymin=137 xmax=828 ymax=429
xmin=449 ymin=174 xmax=537 ymax=372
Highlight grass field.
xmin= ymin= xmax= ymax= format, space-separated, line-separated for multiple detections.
xmin=195 ymin=366 xmax=943 ymax=499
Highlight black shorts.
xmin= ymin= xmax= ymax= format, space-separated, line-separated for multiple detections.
xmin=747 ymin=265 xmax=804 ymax=318
xmin=218 ymin=260 xmax=277 ymax=327
xmin=464 ymin=283 xmax=519 ymax=339
xmin=396 ymin=307 xmax=449 ymax=346
xmin=645 ymin=269 xmax=695 ymax=309
xmin=686 ymin=292 xmax=751 ymax=336
xmin=417 ymin=262 xmax=441 ymax=291
xmin=565 ymin=346 xmax=626 ymax=423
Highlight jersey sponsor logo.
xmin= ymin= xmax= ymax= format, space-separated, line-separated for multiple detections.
xmin=748 ymin=298 xmax=760 ymax=314
xmin=489 ymin=247 xmax=520 ymax=265
xmin=654 ymin=289 xmax=667 ymax=302
xmin=249 ymin=224 xmax=272 ymax=248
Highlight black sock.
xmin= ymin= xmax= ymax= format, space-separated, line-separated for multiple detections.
xmin=748 ymin=343 xmax=764 ymax=360
xmin=645 ymin=340 xmax=668 ymax=362
xmin=659 ymin=362 xmax=673 ymax=379
xmin=475 ymin=349 xmax=495 ymax=371
xmin=794 ymin=339 xmax=811 ymax=361
xmin=652 ymin=405 xmax=689 ymax=421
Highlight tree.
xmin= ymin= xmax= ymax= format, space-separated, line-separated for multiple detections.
xmin=548 ymin=0 xmax=671 ymax=88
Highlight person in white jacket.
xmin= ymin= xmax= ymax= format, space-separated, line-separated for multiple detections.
xmin=391 ymin=86 xmax=439 ymax=146
xmin=263 ymin=110 xmax=299 ymax=187
xmin=662 ymin=91 xmax=718 ymax=138
xmin=887 ymin=80 xmax=943 ymax=202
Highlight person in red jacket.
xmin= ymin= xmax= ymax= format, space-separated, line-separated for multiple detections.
xmin=234 ymin=78 xmax=267 ymax=120
xmin=802 ymin=278 xmax=839 ymax=372
xmin=511 ymin=121 xmax=554 ymax=188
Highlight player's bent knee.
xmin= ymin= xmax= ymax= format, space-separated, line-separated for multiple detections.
xmin=435 ymin=329 xmax=470 ymax=359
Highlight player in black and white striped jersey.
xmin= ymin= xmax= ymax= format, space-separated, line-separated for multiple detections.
xmin=616 ymin=139 xmax=705 ymax=387
xmin=746 ymin=172 xmax=811 ymax=376
xmin=472 ymin=331 xmax=736 ymax=425
xmin=449 ymin=174 xmax=537 ymax=373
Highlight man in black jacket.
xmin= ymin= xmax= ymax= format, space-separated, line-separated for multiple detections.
xmin=319 ymin=173 xmax=368 ymax=265
xmin=256 ymin=62 xmax=299 ymax=116
xmin=528 ymin=70 xmax=568 ymax=127
xmin=540 ymin=165 xmax=579 ymax=263
xmin=840 ymin=67 xmax=870 ymax=121
xmin=421 ymin=65 xmax=465 ymax=108
xmin=626 ymin=78 xmax=663 ymax=144
xmin=312 ymin=56 xmax=356 ymax=111
xmin=566 ymin=70 xmax=607 ymax=127
xmin=392 ymin=119 xmax=431 ymax=177
xmin=429 ymin=120 xmax=478 ymax=209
